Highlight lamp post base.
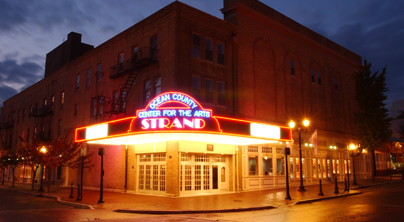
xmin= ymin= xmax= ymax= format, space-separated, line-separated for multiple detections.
xmin=298 ymin=186 xmax=306 ymax=191
xmin=352 ymin=180 xmax=358 ymax=186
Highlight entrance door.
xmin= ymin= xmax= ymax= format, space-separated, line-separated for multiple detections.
xmin=220 ymin=166 xmax=228 ymax=190
xmin=212 ymin=165 xmax=218 ymax=189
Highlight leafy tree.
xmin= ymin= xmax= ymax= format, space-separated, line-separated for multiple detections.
xmin=19 ymin=137 xmax=48 ymax=191
xmin=42 ymin=136 xmax=93 ymax=192
xmin=7 ymin=153 xmax=21 ymax=187
xmin=353 ymin=60 xmax=392 ymax=181
xmin=0 ymin=149 xmax=11 ymax=186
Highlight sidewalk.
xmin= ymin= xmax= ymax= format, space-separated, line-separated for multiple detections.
xmin=0 ymin=177 xmax=402 ymax=214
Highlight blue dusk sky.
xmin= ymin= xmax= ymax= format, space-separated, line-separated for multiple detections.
xmin=0 ymin=0 xmax=403 ymax=113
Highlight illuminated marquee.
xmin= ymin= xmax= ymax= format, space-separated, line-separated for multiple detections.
xmin=131 ymin=92 xmax=220 ymax=132
xmin=75 ymin=92 xmax=292 ymax=143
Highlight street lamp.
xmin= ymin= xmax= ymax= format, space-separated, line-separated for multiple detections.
xmin=77 ymin=147 xmax=86 ymax=201
xmin=289 ymin=119 xmax=310 ymax=192
xmin=349 ymin=143 xmax=361 ymax=185
xmin=38 ymin=146 xmax=47 ymax=192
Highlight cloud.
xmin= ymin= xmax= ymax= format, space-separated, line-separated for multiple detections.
xmin=0 ymin=59 xmax=43 ymax=105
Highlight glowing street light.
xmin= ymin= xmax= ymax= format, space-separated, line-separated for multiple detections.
xmin=289 ymin=119 xmax=310 ymax=192
xmin=38 ymin=146 xmax=47 ymax=192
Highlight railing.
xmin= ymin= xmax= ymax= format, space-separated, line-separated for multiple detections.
xmin=110 ymin=46 xmax=158 ymax=79
xmin=32 ymin=105 xmax=53 ymax=117
xmin=1 ymin=121 xmax=14 ymax=129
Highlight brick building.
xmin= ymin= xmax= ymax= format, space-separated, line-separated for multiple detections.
xmin=1 ymin=0 xmax=371 ymax=196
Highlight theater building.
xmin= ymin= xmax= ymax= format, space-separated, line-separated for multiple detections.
xmin=0 ymin=0 xmax=369 ymax=195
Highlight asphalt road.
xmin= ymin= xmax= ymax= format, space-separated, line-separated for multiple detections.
xmin=1 ymin=182 xmax=403 ymax=222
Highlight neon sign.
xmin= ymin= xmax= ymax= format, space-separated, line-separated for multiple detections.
xmin=75 ymin=92 xmax=292 ymax=143
xmin=130 ymin=92 xmax=220 ymax=133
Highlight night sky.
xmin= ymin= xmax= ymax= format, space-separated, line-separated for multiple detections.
xmin=1 ymin=0 xmax=403 ymax=113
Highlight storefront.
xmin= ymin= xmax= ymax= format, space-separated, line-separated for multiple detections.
xmin=75 ymin=92 xmax=291 ymax=196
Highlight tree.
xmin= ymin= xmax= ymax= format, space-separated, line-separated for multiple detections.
xmin=0 ymin=149 xmax=11 ymax=186
xmin=42 ymin=136 xmax=93 ymax=192
xmin=353 ymin=60 xmax=392 ymax=181
xmin=7 ymin=153 xmax=21 ymax=187
xmin=19 ymin=137 xmax=48 ymax=191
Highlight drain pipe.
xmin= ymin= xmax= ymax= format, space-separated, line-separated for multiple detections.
xmin=124 ymin=145 xmax=128 ymax=191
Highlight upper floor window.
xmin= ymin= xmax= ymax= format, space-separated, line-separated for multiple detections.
xmin=310 ymin=69 xmax=315 ymax=83
xmin=17 ymin=110 xmax=20 ymax=124
xmin=97 ymin=64 xmax=102 ymax=82
xmin=133 ymin=46 xmax=139 ymax=62
xmin=218 ymin=82 xmax=225 ymax=106
xmin=91 ymin=98 xmax=97 ymax=118
xmin=87 ymin=69 xmax=91 ymax=86
xmin=154 ymin=76 xmax=161 ymax=96
xmin=290 ymin=61 xmax=295 ymax=76
xmin=113 ymin=91 xmax=119 ymax=111
xmin=60 ymin=91 xmax=65 ymax=105
xmin=99 ymin=96 xmax=104 ymax=116
xmin=74 ymin=104 xmax=78 ymax=117
xmin=76 ymin=74 xmax=80 ymax=89
xmin=205 ymin=38 xmax=213 ymax=61
xmin=144 ymin=80 xmax=152 ymax=104
xmin=192 ymin=34 xmax=201 ymax=58
xmin=22 ymin=108 xmax=25 ymax=121
xmin=317 ymin=72 xmax=321 ymax=85
xmin=118 ymin=53 xmax=124 ymax=72
xmin=217 ymin=42 xmax=225 ymax=65
xmin=205 ymin=79 xmax=213 ymax=103
xmin=334 ymin=78 xmax=338 ymax=91
xmin=150 ymin=37 xmax=157 ymax=59
xmin=44 ymin=99 xmax=47 ymax=106
xmin=51 ymin=95 xmax=55 ymax=110
xmin=192 ymin=76 xmax=201 ymax=100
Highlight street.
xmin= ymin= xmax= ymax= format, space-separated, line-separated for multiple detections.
xmin=0 ymin=182 xmax=403 ymax=221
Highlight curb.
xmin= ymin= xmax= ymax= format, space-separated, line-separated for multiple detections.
xmin=351 ymin=180 xmax=403 ymax=190
xmin=114 ymin=206 xmax=276 ymax=214
xmin=294 ymin=190 xmax=362 ymax=205
xmin=0 ymin=187 xmax=94 ymax=210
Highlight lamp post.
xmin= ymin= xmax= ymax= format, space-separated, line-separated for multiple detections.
xmin=289 ymin=119 xmax=310 ymax=192
xmin=349 ymin=144 xmax=360 ymax=186
xmin=285 ymin=147 xmax=291 ymax=200
xmin=98 ymin=147 xmax=105 ymax=204
xmin=38 ymin=146 xmax=47 ymax=192
xmin=77 ymin=147 xmax=86 ymax=201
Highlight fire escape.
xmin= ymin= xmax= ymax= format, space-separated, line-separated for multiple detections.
xmin=32 ymin=104 xmax=54 ymax=142
xmin=105 ymin=47 xmax=158 ymax=119
xmin=0 ymin=112 xmax=15 ymax=149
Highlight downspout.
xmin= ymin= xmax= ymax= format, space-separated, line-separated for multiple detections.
xmin=124 ymin=145 xmax=128 ymax=192
xmin=232 ymin=33 xmax=238 ymax=116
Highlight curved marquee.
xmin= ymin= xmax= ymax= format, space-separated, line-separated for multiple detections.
xmin=75 ymin=92 xmax=291 ymax=144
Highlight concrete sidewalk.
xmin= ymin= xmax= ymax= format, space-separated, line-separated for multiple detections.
xmin=0 ymin=177 xmax=402 ymax=214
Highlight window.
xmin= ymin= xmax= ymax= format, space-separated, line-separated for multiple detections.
xmin=310 ymin=69 xmax=315 ymax=83
xmin=277 ymin=158 xmax=285 ymax=175
xmin=44 ymin=99 xmax=47 ymax=106
xmin=192 ymin=34 xmax=201 ymax=58
xmin=91 ymin=98 xmax=97 ymax=117
xmin=205 ymin=38 xmax=213 ymax=61
xmin=192 ymin=76 xmax=201 ymax=100
xmin=205 ymin=79 xmax=213 ymax=103
xmin=97 ymin=63 xmax=102 ymax=82
xmin=217 ymin=42 xmax=225 ymax=65
xmin=154 ymin=76 xmax=161 ymax=97
xmin=74 ymin=104 xmax=78 ymax=117
xmin=51 ymin=95 xmax=55 ymax=110
xmin=218 ymin=82 xmax=225 ymax=106
xmin=133 ymin=46 xmax=138 ymax=62
xmin=144 ymin=80 xmax=151 ymax=103
xmin=317 ymin=71 xmax=321 ymax=85
xmin=29 ymin=105 xmax=33 ymax=118
xmin=113 ymin=91 xmax=119 ymax=111
xmin=263 ymin=157 xmax=273 ymax=175
xmin=150 ymin=36 xmax=157 ymax=59
xmin=334 ymin=78 xmax=338 ymax=91
xmin=58 ymin=119 xmax=62 ymax=136
xmin=76 ymin=74 xmax=80 ymax=89
xmin=118 ymin=53 xmax=124 ymax=72
xmin=27 ymin=129 xmax=30 ymax=142
xmin=290 ymin=60 xmax=295 ymax=76
xmin=86 ymin=69 xmax=91 ymax=86
xmin=61 ymin=91 xmax=65 ymax=105
xmin=22 ymin=108 xmax=25 ymax=121
xmin=17 ymin=110 xmax=20 ymax=124
xmin=249 ymin=156 xmax=258 ymax=175
xmin=99 ymin=96 xmax=104 ymax=116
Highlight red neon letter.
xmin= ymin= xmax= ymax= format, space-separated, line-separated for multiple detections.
xmin=194 ymin=118 xmax=206 ymax=129
xmin=141 ymin=119 xmax=150 ymax=129
xmin=170 ymin=118 xmax=183 ymax=128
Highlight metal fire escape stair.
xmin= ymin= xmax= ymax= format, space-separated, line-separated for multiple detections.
xmin=106 ymin=71 xmax=139 ymax=117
